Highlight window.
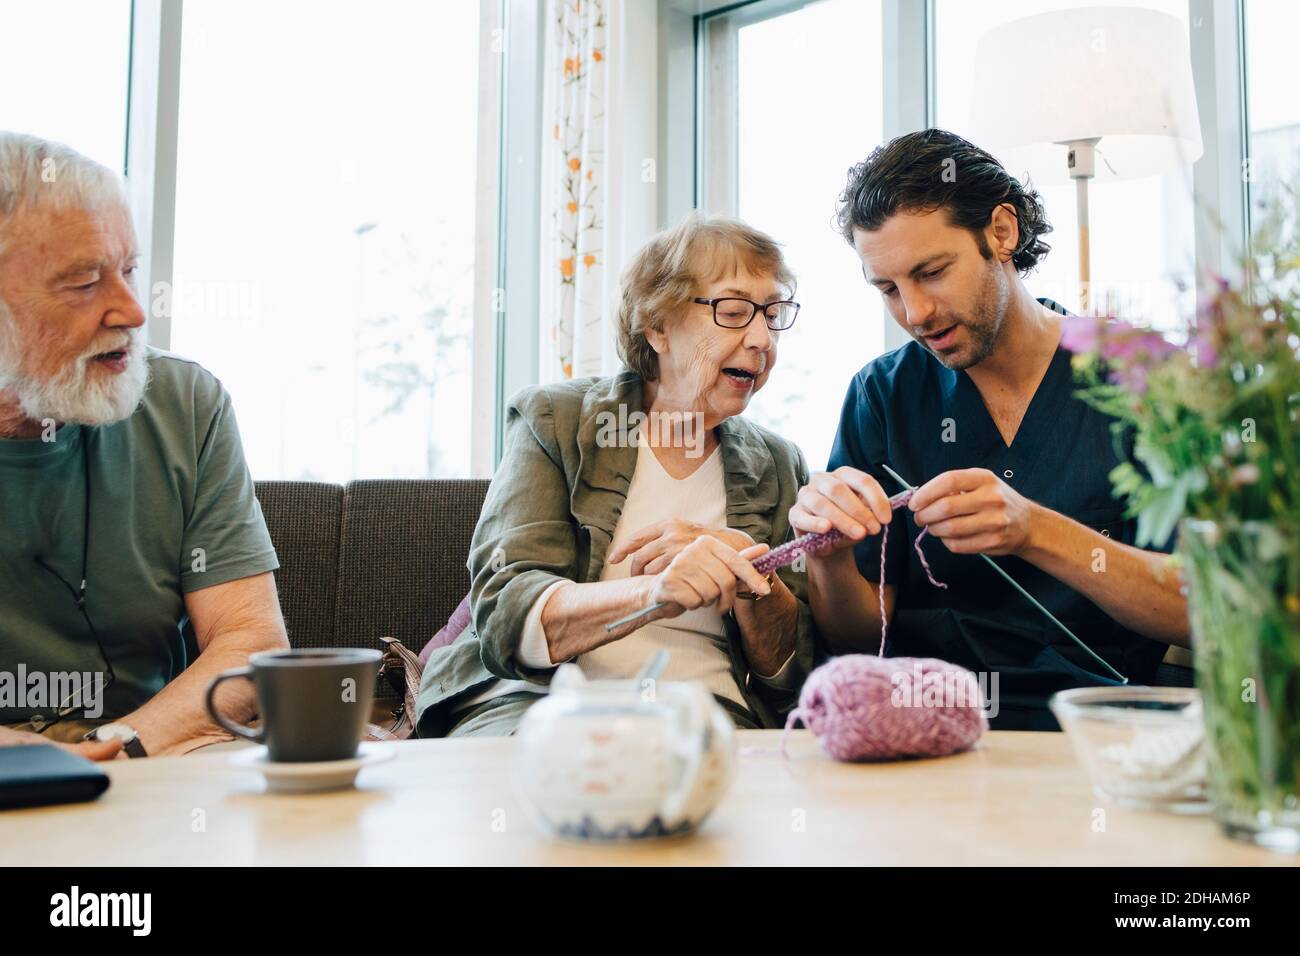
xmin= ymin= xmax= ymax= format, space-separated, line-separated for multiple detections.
xmin=703 ymin=0 xmax=886 ymax=471
xmin=935 ymin=0 xmax=1195 ymax=330
xmin=1245 ymin=0 xmax=1300 ymax=215
xmin=0 ymin=0 xmax=131 ymax=171
xmin=169 ymin=0 xmax=488 ymax=481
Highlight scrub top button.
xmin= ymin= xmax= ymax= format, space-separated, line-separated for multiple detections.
xmin=1003 ymin=469 xmax=1014 ymax=479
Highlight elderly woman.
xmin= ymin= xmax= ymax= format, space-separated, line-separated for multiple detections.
xmin=414 ymin=214 xmax=816 ymax=737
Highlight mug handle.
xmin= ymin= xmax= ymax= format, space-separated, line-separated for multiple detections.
xmin=205 ymin=667 xmax=265 ymax=743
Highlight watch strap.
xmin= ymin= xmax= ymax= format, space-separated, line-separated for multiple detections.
xmin=84 ymin=724 xmax=148 ymax=758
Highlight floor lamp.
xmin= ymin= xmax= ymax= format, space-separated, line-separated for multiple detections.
xmin=968 ymin=6 xmax=1202 ymax=315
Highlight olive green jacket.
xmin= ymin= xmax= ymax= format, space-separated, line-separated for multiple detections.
xmin=414 ymin=371 xmax=817 ymax=737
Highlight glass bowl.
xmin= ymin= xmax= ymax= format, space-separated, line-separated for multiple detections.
xmin=1049 ymin=686 xmax=1208 ymax=814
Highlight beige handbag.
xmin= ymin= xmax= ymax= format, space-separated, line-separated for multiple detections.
xmin=366 ymin=637 xmax=424 ymax=741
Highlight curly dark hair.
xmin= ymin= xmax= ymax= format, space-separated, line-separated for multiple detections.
xmin=835 ymin=128 xmax=1053 ymax=275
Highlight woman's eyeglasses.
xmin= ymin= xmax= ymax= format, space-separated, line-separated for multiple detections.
xmin=693 ymin=296 xmax=800 ymax=331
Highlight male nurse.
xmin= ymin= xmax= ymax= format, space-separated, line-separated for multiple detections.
xmin=790 ymin=129 xmax=1188 ymax=729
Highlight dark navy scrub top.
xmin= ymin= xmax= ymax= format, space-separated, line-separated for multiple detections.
xmin=827 ymin=298 xmax=1170 ymax=730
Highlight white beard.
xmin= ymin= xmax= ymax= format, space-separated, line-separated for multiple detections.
xmin=0 ymin=314 xmax=151 ymax=427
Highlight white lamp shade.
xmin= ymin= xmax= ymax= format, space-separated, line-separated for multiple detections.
xmin=967 ymin=6 xmax=1203 ymax=183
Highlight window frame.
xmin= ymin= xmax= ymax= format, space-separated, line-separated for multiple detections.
xmin=1190 ymin=0 xmax=1249 ymax=282
xmin=674 ymin=0 xmax=1254 ymax=340
xmin=123 ymin=0 xmax=522 ymax=478
xmin=125 ymin=0 xmax=183 ymax=351
xmin=495 ymin=0 xmax=546 ymax=468
xmin=683 ymin=0 xmax=934 ymax=353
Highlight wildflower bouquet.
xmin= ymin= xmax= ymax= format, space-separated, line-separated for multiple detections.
xmin=1061 ymin=196 xmax=1300 ymax=850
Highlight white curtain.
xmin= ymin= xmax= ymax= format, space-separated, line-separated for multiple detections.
xmin=539 ymin=0 xmax=622 ymax=382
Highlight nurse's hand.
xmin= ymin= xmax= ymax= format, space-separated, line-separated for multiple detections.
xmin=909 ymin=468 xmax=1035 ymax=556
xmin=789 ymin=466 xmax=895 ymax=553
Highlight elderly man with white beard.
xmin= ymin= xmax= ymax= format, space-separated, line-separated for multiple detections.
xmin=0 ymin=132 xmax=288 ymax=759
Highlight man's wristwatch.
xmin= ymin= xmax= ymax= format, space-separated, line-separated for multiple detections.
xmin=84 ymin=723 xmax=148 ymax=758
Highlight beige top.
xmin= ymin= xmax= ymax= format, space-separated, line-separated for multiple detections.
xmin=458 ymin=439 xmax=747 ymax=711
xmin=0 ymin=731 xmax=1291 ymax=866
xmin=578 ymin=440 xmax=741 ymax=701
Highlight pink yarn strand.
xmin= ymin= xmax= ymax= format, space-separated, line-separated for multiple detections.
xmin=878 ymin=523 xmax=889 ymax=656
xmin=779 ymin=707 xmax=803 ymax=759
xmin=878 ymin=490 xmax=947 ymax=656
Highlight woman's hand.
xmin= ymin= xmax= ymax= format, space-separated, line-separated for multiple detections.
xmin=646 ymin=537 xmax=771 ymax=616
xmin=609 ymin=520 xmax=755 ymax=576
xmin=789 ymin=466 xmax=894 ymax=555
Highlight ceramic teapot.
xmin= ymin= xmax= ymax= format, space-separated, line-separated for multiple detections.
xmin=514 ymin=663 xmax=736 ymax=840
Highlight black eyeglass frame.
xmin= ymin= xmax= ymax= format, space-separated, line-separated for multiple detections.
xmin=692 ymin=296 xmax=801 ymax=331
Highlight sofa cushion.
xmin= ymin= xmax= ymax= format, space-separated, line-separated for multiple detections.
xmin=333 ymin=479 xmax=489 ymax=653
xmin=254 ymin=481 xmax=343 ymax=648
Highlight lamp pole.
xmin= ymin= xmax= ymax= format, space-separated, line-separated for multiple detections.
xmin=1065 ymin=138 xmax=1099 ymax=315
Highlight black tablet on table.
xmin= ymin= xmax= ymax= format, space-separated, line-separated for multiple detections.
xmin=0 ymin=744 xmax=111 ymax=810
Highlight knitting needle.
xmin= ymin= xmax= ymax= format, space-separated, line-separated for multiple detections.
xmin=878 ymin=463 xmax=1128 ymax=684
xmin=604 ymin=489 xmax=914 ymax=634
xmin=606 ymin=601 xmax=665 ymax=633
xmin=635 ymin=649 xmax=670 ymax=686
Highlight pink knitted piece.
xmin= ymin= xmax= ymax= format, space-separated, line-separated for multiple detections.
xmin=752 ymin=530 xmax=845 ymax=575
xmin=781 ymin=655 xmax=987 ymax=761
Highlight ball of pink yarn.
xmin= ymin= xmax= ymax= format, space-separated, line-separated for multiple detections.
xmin=790 ymin=655 xmax=987 ymax=761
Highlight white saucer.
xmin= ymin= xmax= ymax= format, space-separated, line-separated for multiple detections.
xmin=229 ymin=742 xmax=396 ymax=793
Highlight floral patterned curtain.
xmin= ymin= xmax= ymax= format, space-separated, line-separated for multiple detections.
xmin=539 ymin=0 xmax=619 ymax=382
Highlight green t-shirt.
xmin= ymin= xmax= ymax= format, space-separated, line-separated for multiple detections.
xmin=0 ymin=349 xmax=278 ymax=721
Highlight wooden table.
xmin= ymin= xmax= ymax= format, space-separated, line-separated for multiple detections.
xmin=1 ymin=731 xmax=1293 ymax=866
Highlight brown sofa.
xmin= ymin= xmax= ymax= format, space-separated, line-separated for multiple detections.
xmin=254 ymin=478 xmax=487 ymax=669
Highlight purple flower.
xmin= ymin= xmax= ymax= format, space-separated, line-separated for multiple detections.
xmin=1193 ymin=328 xmax=1219 ymax=368
xmin=1060 ymin=313 xmax=1101 ymax=354
xmin=1108 ymin=363 xmax=1149 ymax=395
xmin=1144 ymin=331 xmax=1177 ymax=361
xmin=1064 ymin=314 xmax=1180 ymax=393
xmin=1099 ymin=328 xmax=1174 ymax=365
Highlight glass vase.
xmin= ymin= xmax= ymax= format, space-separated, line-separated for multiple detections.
xmin=1179 ymin=519 xmax=1300 ymax=852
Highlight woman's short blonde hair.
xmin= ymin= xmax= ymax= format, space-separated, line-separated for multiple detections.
xmin=616 ymin=212 xmax=795 ymax=381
